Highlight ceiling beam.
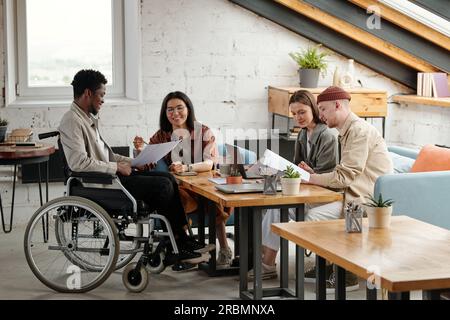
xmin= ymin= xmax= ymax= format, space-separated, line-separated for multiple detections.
xmin=274 ymin=0 xmax=439 ymax=73
xmin=349 ymin=0 xmax=450 ymax=52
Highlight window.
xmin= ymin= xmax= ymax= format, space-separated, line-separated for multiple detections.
xmin=4 ymin=0 xmax=141 ymax=105
xmin=380 ymin=0 xmax=450 ymax=37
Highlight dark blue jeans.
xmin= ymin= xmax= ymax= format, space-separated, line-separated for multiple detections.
xmin=119 ymin=170 xmax=188 ymax=238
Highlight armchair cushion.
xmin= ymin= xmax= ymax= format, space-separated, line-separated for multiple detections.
xmin=389 ymin=152 xmax=415 ymax=173
xmin=410 ymin=144 xmax=450 ymax=173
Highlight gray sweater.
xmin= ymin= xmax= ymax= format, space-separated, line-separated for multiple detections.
xmin=293 ymin=123 xmax=338 ymax=174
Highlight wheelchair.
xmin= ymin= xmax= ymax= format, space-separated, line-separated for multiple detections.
xmin=24 ymin=131 xmax=193 ymax=293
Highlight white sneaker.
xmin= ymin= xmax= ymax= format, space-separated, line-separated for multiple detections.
xmin=216 ymin=247 xmax=232 ymax=269
xmin=248 ymin=263 xmax=278 ymax=280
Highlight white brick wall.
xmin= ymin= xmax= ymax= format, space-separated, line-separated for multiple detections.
xmin=0 ymin=0 xmax=448 ymax=224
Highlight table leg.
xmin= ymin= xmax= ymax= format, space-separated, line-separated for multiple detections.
xmin=423 ymin=289 xmax=447 ymax=300
xmin=38 ymin=164 xmax=48 ymax=242
xmin=295 ymin=205 xmax=305 ymax=299
xmin=316 ymin=255 xmax=326 ymax=300
xmin=382 ymin=117 xmax=386 ymax=138
xmin=335 ymin=265 xmax=346 ymax=300
xmin=366 ymin=287 xmax=377 ymax=300
xmin=388 ymin=291 xmax=410 ymax=300
xmin=0 ymin=164 xmax=17 ymax=233
xmin=280 ymin=208 xmax=289 ymax=290
xmin=239 ymin=207 xmax=249 ymax=296
xmin=198 ymin=197 xmax=205 ymax=244
xmin=252 ymin=207 xmax=263 ymax=300
xmin=208 ymin=200 xmax=217 ymax=273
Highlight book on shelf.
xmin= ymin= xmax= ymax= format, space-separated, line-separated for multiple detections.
xmin=432 ymin=73 xmax=450 ymax=98
xmin=417 ymin=72 xmax=449 ymax=98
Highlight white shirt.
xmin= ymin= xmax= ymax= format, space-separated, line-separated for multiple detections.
xmin=95 ymin=127 xmax=110 ymax=161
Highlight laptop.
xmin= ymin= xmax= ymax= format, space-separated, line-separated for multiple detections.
xmin=215 ymin=183 xmax=282 ymax=194
xmin=225 ymin=144 xmax=263 ymax=179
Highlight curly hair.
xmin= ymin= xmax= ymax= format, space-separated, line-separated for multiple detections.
xmin=71 ymin=69 xmax=108 ymax=99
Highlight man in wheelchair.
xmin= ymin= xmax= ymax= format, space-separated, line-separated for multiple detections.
xmin=59 ymin=69 xmax=207 ymax=265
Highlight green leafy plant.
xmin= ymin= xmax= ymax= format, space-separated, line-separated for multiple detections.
xmin=365 ymin=194 xmax=394 ymax=207
xmin=283 ymin=165 xmax=300 ymax=179
xmin=0 ymin=118 xmax=8 ymax=127
xmin=229 ymin=164 xmax=242 ymax=177
xmin=289 ymin=44 xmax=328 ymax=72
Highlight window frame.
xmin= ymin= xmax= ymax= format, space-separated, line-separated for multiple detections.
xmin=3 ymin=0 xmax=142 ymax=107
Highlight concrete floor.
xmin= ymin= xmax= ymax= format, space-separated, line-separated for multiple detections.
xmin=1 ymin=224 xmax=421 ymax=300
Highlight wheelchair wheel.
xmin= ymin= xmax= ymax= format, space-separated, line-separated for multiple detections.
xmin=24 ymin=196 xmax=119 ymax=293
xmin=146 ymin=250 xmax=166 ymax=274
xmin=122 ymin=262 xmax=148 ymax=293
xmin=115 ymin=223 xmax=143 ymax=270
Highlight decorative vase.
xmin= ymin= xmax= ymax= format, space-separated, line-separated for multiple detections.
xmin=280 ymin=177 xmax=301 ymax=196
xmin=364 ymin=206 xmax=393 ymax=229
xmin=299 ymin=69 xmax=320 ymax=88
xmin=332 ymin=66 xmax=341 ymax=86
xmin=0 ymin=126 xmax=7 ymax=143
xmin=340 ymin=59 xmax=355 ymax=88
xmin=226 ymin=176 xmax=242 ymax=185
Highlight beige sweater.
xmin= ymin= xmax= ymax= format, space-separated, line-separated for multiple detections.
xmin=313 ymin=112 xmax=393 ymax=204
xmin=59 ymin=102 xmax=132 ymax=175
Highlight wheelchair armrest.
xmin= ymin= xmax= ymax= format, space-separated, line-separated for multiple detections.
xmin=69 ymin=171 xmax=117 ymax=184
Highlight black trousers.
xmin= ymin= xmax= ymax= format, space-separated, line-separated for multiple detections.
xmin=119 ymin=171 xmax=188 ymax=238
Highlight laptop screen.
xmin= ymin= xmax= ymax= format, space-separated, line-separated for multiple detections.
xmin=224 ymin=144 xmax=261 ymax=179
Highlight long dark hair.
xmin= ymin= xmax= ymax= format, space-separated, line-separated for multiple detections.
xmin=159 ymin=91 xmax=197 ymax=132
xmin=289 ymin=90 xmax=323 ymax=125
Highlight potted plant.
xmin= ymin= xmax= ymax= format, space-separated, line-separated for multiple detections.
xmin=280 ymin=165 xmax=301 ymax=196
xmin=364 ymin=194 xmax=394 ymax=229
xmin=289 ymin=44 xmax=328 ymax=88
xmin=0 ymin=117 xmax=9 ymax=143
xmin=226 ymin=164 xmax=242 ymax=184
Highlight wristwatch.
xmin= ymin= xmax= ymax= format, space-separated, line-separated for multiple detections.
xmin=188 ymin=164 xmax=194 ymax=172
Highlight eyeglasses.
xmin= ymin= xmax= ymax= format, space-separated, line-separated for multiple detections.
xmin=166 ymin=106 xmax=187 ymax=114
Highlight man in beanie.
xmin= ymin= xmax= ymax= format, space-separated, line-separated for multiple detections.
xmin=300 ymin=86 xmax=393 ymax=292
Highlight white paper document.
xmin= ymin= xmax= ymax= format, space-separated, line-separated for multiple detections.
xmin=259 ymin=149 xmax=310 ymax=182
xmin=131 ymin=140 xmax=181 ymax=167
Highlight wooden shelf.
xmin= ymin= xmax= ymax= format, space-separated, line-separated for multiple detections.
xmin=269 ymin=86 xmax=388 ymax=118
xmin=393 ymin=95 xmax=450 ymax=108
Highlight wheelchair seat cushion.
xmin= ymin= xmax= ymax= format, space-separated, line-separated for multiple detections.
xmin=70 ymin=186 xmax=134 ymax=213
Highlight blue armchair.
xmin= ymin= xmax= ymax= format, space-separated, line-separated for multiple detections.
xmin=374 ymin=146 xmax=450 ymax=230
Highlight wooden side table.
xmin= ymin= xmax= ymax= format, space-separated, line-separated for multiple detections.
xmin=0 ymin=144 xmax=55 ymax=234
xmin=268 ymin=86 xmax=388 ymax=137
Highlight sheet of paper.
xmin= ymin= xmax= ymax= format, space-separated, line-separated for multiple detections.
xmin=247 ymin=160 xmax=279 ymax=176
xmin=260 ymin=149 xmax=310 ymax=181
xmin=131 ymin=140 xmax=181 ymax=167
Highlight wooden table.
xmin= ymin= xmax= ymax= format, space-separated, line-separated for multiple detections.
xmin=177 ymin=172 xmax=343 ymax=300
xmin=272 ymin=216 xmax=450 ymax=300
xmin=0 ymin=143 xmax=55 ymax=233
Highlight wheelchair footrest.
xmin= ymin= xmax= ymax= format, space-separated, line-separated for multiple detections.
xmin=172 ymin=262 xmax=197 ymax=272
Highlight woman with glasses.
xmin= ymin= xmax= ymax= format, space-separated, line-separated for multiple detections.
xmin=133 ymin=91 xmax=234 ymax=269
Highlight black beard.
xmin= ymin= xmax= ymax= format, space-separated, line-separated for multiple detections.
xmin=88 ymin=105 xmax=98 ymax=116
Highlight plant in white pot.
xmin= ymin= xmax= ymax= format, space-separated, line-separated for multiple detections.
xmin=364 ymin=194 xmax=394 ymax=229
xmin=280 ymin=165 xmax=301 ymax=196
xmin=0 ymin=117 xmax=9 ymax=143
xmin=289 ymin=44 xmax=328 ymax=88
